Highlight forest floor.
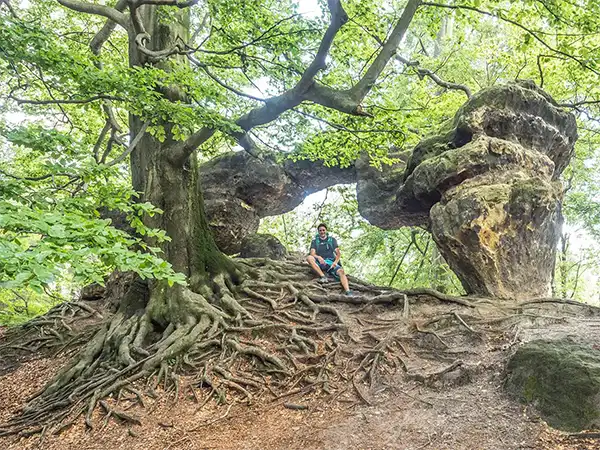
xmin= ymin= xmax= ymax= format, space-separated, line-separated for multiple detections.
xmin=1 ymin=259 xmax=599 ymax=450
xmin=0 ymin=351 xmax=583 ymax=450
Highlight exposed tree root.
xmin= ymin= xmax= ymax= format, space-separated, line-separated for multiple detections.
xmin=3 ymin=258 xmax=600 ymax=439
xmin=98 ymin=400 xmax=141 ymax=427
xmin=407 ymin=360 xmax=464 ymax=385
xmin=0 ymin=301 xmax=102 ymax=357
xmin=0 ymin=259 xmax=351 ymax=436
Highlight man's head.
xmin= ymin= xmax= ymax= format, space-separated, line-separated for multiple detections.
xmin=317 ymin=223 xmax=327 ymax=239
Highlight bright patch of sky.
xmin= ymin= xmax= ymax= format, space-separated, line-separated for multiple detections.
xmin=297 ymin=0 xmax=321 ymax=18
xmin=242 ymin=0 xmax=321 ymax=100
xmin=4 ymin=111 xmax=27 ymax=125
xmin=562 ymin=222 xmax=600 ymax=304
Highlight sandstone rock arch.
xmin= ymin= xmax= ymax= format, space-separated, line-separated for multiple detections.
xmin=200 ymin=81 xmax=577 ymax=299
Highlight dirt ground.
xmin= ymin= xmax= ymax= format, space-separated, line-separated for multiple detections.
xmin=0 ymin=354 xmax=544 ymax=450
xmin=1 ymin=313 xmax=597 ymax=450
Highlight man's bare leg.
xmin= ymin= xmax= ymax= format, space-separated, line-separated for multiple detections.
xmin=337 ymin=268 xmax=350 ymax=292
xmin=306 ymin=255 xmax=325 ymax=277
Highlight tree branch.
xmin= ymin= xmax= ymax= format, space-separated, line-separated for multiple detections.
xmin=56 ymin=0 xmax=128 ymax=28
xmin=295 ymin=0 xmax=348 ymax=91
xmin=128 ymin=0 xmax=180 ymax=63
xmin=558 ymin=99 xmax=600 ymax=108
xmin=87 ymin=0 xmax=129 ymax=135
xmin=188 ymin=58 xmax=266 ymax=102
xmin=136 ymin=35 xmax=187 ymax=61
xmin=237 ymin=0 xmax=420 ymax=128
xmin=189 ymin=14 xmax=304 ymax=56
xmin=389 ymin=240 xmax=414 ymax=286
xmin=304 ymin=0 xmax=421 ymax=114
xmin=537 ymin=54 xmax=544 ymax=88
xmin=130 ymin=0 xmax=200 ymax=7
xmin=93 ymin=120 xmax=112 ymax=163
xmin=106 ymin=121 xmax=149 ymax=166
xmin=0 ymin=169 xmax=77 ymax=182
xmin=235 ymin=132 xmax=264 ymax=159
xmin=533 ymin=0 xmax=579 ymax=29
xmin=89 ymin=0 xmax=129 ymax=56
xmin=395 ymin=55 xmax=471 ymax=98
xmin=171 ymin=0 xmax=422 ymax=165
xmin=170 ymin=0 xmax=349 ymax=165
xmin=0 ymin=0 xmax=20 ymax=20
xmin=169 ymin=127 xmax=215 ymax=166
xmin=351 ymin=0 xmax=422 ymax=102
xmin=9 ymin=94 xmax=124 ymax=105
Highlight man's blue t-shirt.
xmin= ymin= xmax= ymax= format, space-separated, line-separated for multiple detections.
xmin=310 ymin=235 xmax=338 ymax=261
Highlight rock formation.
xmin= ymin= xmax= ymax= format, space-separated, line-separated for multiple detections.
xmin=199 ymin=81 xmax=577 ymax=299
xmin=399 ymin=81 xmax=576 ymax=298
xmin=239 ymin=233 xmax=288 ymax=260
xmin=199 ymin=152 xmax=355 ymax=254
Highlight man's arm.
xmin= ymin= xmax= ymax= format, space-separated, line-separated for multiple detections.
xmin=332 ymin=239 xmax=340 ymax=266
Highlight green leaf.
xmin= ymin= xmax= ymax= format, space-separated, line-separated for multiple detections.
xmin=48 ymin=224 xmax=67 ymax=238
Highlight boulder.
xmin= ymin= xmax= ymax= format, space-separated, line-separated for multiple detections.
xmin=430 ymin=173 xmax=562 ymax=298
xmin=239 ymin=233 xmax=288 ymax=260
xmin=505 ymin=338 xmax=600 ymax=431
xmin=203 ymin=194 xmax=260 ymax=255
xmin=404 ymin=82 xmax=576 ymax=298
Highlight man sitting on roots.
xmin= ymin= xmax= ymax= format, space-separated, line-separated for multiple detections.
xmin=306 ymin=223 xmax=352 ymax=296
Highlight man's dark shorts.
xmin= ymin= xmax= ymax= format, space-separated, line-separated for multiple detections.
xmin=318 ymin=259 xmax=342 ymax=275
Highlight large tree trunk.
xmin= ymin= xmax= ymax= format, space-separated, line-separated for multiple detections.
xmin=26 ymin=6 xmax=242 ymax=410
xmin=132 ymin=132 xmax=233 ymax=286
xmin=128 ymin=6 xmax=233 ymax=293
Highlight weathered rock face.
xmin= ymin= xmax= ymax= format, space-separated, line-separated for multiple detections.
xmin=420 ymin=82 xmax=576 ymax=298
xmin=404 ymin=81 xmax=576 ymax=178
xmin=355 ymin=149 xmax=415 ymax=228
xmin=429 ymin=171 xmax=562 ymax=298
xmin=202 ymin=194 xmax=260 ymax=255
xmin=199 ymin=151 xmax=354 ymax=254
xmin=239 ymin=233 xmax=288 ymax=260
xmin=505 ymin=338 xmax=600 ymax=431
xmin=354 ymin=82 xmax=576 ymax=298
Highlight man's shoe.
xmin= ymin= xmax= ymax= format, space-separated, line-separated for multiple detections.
xmin=318 ymin=276 xmax=329 ymax=284
xmin=345 ymin=290 xmax=353 ymax=296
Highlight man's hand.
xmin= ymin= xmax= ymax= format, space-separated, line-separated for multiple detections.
xmin=333 ymin=248 xmax=341 ymax=269
xmin=316 ymin=256 xmax=325 ymax=264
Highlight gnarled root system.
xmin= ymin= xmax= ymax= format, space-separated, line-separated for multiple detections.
xmin=3 ymin=257 xmax=598 ymax=438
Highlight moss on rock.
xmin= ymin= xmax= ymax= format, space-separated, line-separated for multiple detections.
xmin=505 ymin=338 xmax=600 ymax=431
